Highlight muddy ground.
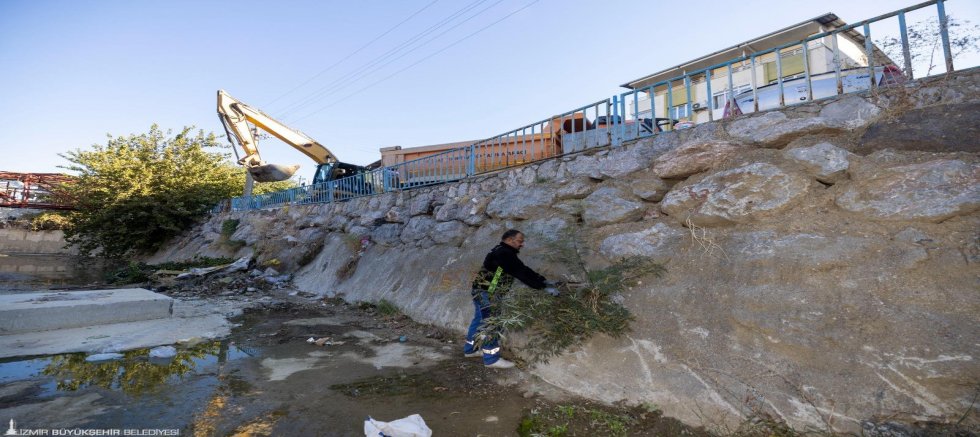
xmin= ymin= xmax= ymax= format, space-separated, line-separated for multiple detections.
xmin=0 ymin=265 xmax=706 ymax=436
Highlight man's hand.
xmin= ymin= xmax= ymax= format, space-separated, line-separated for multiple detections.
xmin=545 ymin=287 xmax=560 ymax=297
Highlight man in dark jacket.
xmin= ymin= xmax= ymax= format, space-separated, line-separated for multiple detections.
xmin=464 ymin=229 xmax=559 ymax=368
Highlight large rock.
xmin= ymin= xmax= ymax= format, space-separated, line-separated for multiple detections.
xmin=504 ymin=167 xmax=537 ymax=189
xmin=679 ymin=122 xmax=726 ymax=146
xmin=486 ymin=187 xmax=555 ymax=220
xmin=432 ymin=221 xmax=468 ymax=246
xmin=630 ymin=177 xmax=669 ymax=202
xmin=565 ymin=154 xmax=602 ymax=179
xmin=783 ymin=142 xmax=854 ymax=183
xmin=836 ymin=159 xmax=980 ymax=222
xmin=555 ymin=178 xmax=595 ymax=200
xmin=327 ymin=214 xmax=350 ymax=231
xmin=408 ymin=192 xmax=435 ymax=216
xmin=228 ymin=220 xmax=260 ymax=246
xmin=727 ymin=111 xmax=841 ymax=147
xmin=434 ymin=203 xmax=461 ymax=222
xmin=661 ymin=163 xmax=811 ymax=226
xmin=384 ymin=207 xmax=407 ymax=223
xmin=356 ymin=210 xmax=385 ymax=227
xmin=552 ymin=200 xmax=583 ymax=217
xmin=599 ymin=222 xmax=685 ymax=262
xmin=400 ymin=216 xmax=436 ymax=244
xmin=598 ymin=145 xmax=653 ymax=178
xmin=297 ymin=227 xmax=326 ymax=245
xmin=652 ymin=141 xmax=748 ymax=179
xmin=582 ymin=187 xmax=646 ymax=227
xmin=479 ymin=178 xmax=502 ymax=193
xmin=460 ymin=197 xmax=490 ymax=225
xmin=371 ymin=224 xmax=403 ymax=246
xmin=535 ymin=160 xmax=561 ymax=181
xmin=858 ymin=102 xmax=980 ymax=154
xmin=367 ymin=195 xmax=394 ymax=212
xmin=347 ymin=225 xmax=369 ymax=237
xmin=523 ymin=216 xmax=572 ymax=243
xmin=729 ymin=231 xmax=874 ymax=269
xmin=818 ymin=95 xmax=881 ymax=128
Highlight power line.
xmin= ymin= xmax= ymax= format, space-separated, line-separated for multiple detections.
xmin=277 ymin=0 xmax=489 ymax=118
xmin=276 ymin=0 xmax=491 ymax=119
xmin=263 ymin=0 xmax=440 ymax=110
xmin=292 ymin=0 xmax=540 ymax=124
xmin=282 ymin=0 xmax=504 ymax=120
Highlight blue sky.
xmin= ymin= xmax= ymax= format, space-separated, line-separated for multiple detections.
xmin=1 ymin=0 xmax=977 ymax=179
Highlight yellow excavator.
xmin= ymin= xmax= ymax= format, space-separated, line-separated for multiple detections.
xmin=217 ymin=90 xmax=376 ymax=196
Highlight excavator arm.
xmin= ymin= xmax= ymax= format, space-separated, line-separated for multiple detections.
xmin=217 ymin=89 xmax=338 ymax=182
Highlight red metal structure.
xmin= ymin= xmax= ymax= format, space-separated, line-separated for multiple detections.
xmin=0 ymin=172 xmax=75 ymax=210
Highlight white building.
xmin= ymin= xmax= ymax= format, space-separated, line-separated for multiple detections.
xmin=622 ymin=13 xmax=896 ymax=123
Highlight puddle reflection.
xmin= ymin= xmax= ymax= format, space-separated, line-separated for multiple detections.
xmin=1 ymin=340 xmax=252 ymax=396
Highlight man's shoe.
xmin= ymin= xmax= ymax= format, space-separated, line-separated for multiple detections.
xmin=464 ymin=350 xmax=482 ymax=358
xmin=485 ymin=358 xmax=515 ymax=369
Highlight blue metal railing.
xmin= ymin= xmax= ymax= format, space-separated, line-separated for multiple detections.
xmin=216 ymin=0 xmax=963 ymax=212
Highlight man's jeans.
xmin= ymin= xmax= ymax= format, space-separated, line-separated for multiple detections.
xmin=464 ymin=291 xmax=501 ymax=365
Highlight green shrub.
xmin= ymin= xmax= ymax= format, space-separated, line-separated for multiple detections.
xmin=153 ymin=256 xmax=235 ymax=271
xmin=376 ymin=299 xmax=400 ymax=317
xmin=220 ymin=219 xmax=240 ymax=238
xmin=59 ymin=126 xmax=247 ymax=259
xmin=30 ymin=212 xmax=73 ymax=231
xmin=58 ymin=125 xmax=297 ymax=260
xmin=517 ymin=404 xmax=641 ymax=437
xmin=106 ymin=261 xmax=151 ymax=284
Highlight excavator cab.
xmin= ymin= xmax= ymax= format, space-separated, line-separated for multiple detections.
xmin=311 ymin=162 xmax=368 ymax=185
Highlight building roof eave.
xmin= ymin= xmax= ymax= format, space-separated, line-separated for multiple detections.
xmin=620 ymin=13 xmax=841 ymax=90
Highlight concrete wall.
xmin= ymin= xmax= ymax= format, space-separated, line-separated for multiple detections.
xmin=0 ymin=229 xmax=74 ymax=254
xmin=152 ymin=68 xmax=980 ymax=433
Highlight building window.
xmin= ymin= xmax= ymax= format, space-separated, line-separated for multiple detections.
xmin=763 ymin=49 xmax=806 ymax=84
xmin=712 ymin=84 xmax=751 ymax=109
xmin=670 ymin=105 xmax=690 ymax=119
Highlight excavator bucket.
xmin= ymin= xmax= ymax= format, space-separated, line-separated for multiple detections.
xmin=247 ymin=163 xmax=301 ymax=183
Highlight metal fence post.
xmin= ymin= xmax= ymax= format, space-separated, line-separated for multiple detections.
xmin=936 ymin=0 xmax=954 ymax=73
xmin=705 ymin=69 xmax=713 ymax=122
xmin=611 ymin=95 xmax=621 ymax=147
xmin=864 ymin=23 xmax=876 ymax=90
xmin=618 ymin=94 xmax=626 ymax=146
xmin=684 ymin=75 xmax=693 ymax=121
xmin=899 ymin=12 xmax=914 ymax=80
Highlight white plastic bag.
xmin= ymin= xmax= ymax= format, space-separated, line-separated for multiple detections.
xmin=363 ymin=414 xmax=432 ymax=437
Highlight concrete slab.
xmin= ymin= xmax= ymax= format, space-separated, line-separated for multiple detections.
xmin=0 ymin=288 xmax=173 ymax=335
xmin=0 ymin=298 xmax=246 ymax=358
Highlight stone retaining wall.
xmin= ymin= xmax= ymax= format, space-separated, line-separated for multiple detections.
xmin=152 ymin=68 xmax=980 ymax=433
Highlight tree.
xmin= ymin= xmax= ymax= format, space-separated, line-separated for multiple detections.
xmin=59 ymin=125 xmax=290 ymax=259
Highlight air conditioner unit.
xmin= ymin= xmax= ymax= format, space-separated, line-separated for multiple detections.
xmin=692 ymin=102 xmax=708 ymax=110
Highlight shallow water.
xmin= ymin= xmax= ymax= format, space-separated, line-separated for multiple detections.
xmin=0 ymin=254 xmax=106 ymax=292
xmin=0 ymin=309 xmax=534 ymax=436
